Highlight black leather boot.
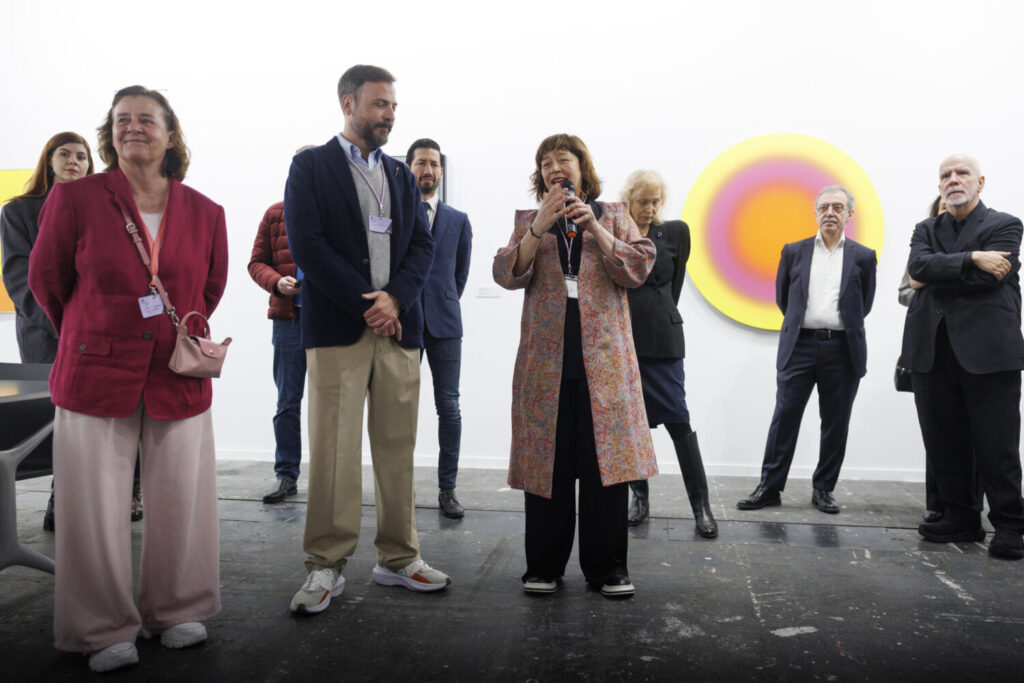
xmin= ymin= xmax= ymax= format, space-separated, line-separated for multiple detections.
xmin=627 ymin=480 xmax=649 ymax=526
xmin=43 ymin=482 xmax=55 ymax=532
xmin=674 ymin=431 xmax=718 ymax=538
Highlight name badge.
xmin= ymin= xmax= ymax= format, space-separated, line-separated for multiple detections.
xmin=138 ymin=293 xmax=164 ymax=318
xmin=369 ymin=216 xmax=392 ymax=234
xmin=565 ymin=275 xmax=578 ymax=299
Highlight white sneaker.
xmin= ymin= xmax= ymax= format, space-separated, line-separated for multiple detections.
xmin=140 ymin=621 xmax=207 ymax=649
xmin=290 ymin=567 xmax=345 ymax=614
xmin=88 ymin=642 xmax=138 ymax=672
xmin=372 ymin=559 xmax=450 ymax=592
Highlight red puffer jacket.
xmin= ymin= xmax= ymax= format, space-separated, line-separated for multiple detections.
xmin=248 ymin=201 xmax=297 ymax=319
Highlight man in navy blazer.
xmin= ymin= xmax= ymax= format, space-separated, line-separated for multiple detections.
xmin=406 ymin=138 xmax=473 ymax=519
xmin=283 ymin=65 xmax=449 ymax=616
xmin=905 ymin=154 xmax=1024 ymax=560
xmin=738 ymin=186 xmax=877 ymax=514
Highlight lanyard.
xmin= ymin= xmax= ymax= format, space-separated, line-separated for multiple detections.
xmin=556 ymin=219 xmax=576 ymax=277
xmin=139 ymin=211 xmax=168 ymax=278
xmin=347 ymin=157 xmax=387 ymax=216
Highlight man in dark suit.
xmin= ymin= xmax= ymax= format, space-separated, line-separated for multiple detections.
xmin=904 ymin=154 xmax=1024 ymax=560
xmin=283 ymin=65 xmax=449 ymax=616
xmin=405 ymin=138 xmax=473 ymax=519
xmin=738 ymin=186 xmax=877 ymax=514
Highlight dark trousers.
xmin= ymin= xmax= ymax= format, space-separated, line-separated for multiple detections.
xmin=760 ymin=332 xmax=860 ymax=492
xmin=272 ymin=315 xmax=306 ymax=483
xmin=524 ymin=375 xmax=628 ymax=585
xmin=423 ymin=332 xmax=462 ymax=490
xmin=913 ymin=325 xmax=1024 ymax=531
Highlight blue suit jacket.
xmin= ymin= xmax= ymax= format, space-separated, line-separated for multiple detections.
xmin=283 ymin=137 xmax=434 ymax=349
xmin=776 ymin=236 xmax=877 ymax=377
xmin=422 ymin=201 xmax=472 ymax=339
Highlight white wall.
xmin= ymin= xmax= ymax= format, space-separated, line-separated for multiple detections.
xmin=2 ymin=0 xmax=1022 ymax=481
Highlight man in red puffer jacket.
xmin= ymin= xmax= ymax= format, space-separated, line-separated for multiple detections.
xmin=249 ymin=190 xmax=307 ymax=504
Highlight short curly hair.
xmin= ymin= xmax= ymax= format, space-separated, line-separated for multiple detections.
xmin=529 ymin=134 xmax=602 ymax=202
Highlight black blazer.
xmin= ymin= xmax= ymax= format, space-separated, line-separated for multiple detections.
xmin=776 ymin=236 xmax=877 ymax=378
xmin=902 ymin=201 xmax=1024 ymax=374
xmin=0 ymin=194 xmax=58 ymax=362
xmin=627 ymin=220 xmax=689 ymax=359
xmin=283 ymin=137 xmax=435 ymax=350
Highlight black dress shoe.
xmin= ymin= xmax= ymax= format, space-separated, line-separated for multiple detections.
xmin=736 ymin=485 xmax=781 ymax=510
xmin=918 ymin=515 xmax=985 ymax=543
xmin=438 ymin=489 xmax=465 ymax=519
xmin=263 ymin=479 xmax=297 ymax=504
xmin=811 ymin=489 xmax=840 ymax=514
xmin=989 ymin=529 xmax=1024 ymax=560
xmin=922 ymin=509 xmax=943 ymax=523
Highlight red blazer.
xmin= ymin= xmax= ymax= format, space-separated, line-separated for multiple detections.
xmin=29 ymin=169 xmax=228 ymax=419
xmin=247 ymin=201 xmax=297 ymax=319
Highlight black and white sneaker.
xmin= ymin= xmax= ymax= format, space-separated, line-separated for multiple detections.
xmin=522 ymin=576 xmax=559 ymax=594
xmin=600 ymin=575 xmax=635 ymax=598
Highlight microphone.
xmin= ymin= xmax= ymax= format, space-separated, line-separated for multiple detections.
xmin=561 ymin=179 xmax=577 ymax=238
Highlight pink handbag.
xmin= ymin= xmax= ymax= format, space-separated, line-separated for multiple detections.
xmin=120 ymin=205 xmax=232 ymax=378
xmin=168 ymin=311 xmax=232 ymax=378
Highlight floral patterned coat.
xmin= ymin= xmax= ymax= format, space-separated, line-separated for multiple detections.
xmin=492 ymin=202 xmax=659 ymax=498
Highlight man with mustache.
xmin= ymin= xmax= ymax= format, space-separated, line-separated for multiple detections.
xmin=904 ymin=155 xmax=1024 ymax=560
xmin=284 ymin=64 xmax=448 ymax=615
xmin=405 ymin=139 xmax=473 ymax=519
xmin=738 ymin=186 xmax=876 ymax=514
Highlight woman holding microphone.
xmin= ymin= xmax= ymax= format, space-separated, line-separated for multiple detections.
xmin=493 ymin=134 xmax=656 ymax=598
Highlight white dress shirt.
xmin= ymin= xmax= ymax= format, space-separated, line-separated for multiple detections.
xmin=802 ymin=231 xmax=845 ymax=330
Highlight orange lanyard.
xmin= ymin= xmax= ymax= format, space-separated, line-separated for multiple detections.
xmin=138 ymin=211 xmax=168 ymax=278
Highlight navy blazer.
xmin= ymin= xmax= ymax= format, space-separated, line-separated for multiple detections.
xmin=902 ymin=201 xmax=1024 ymax=374
xmin=776 ymin=236 xmax=877 ymax=377
xmin=422 ymin=201 xmax=472 ymax=339
xmin=283 ymin=137 xmax=435 ymax=350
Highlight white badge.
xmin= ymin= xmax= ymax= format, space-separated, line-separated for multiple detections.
xmin=369 ymin=216 xmax=393 ymax=234
xmin=565 ymin=275 xmax=578 ymax=299
xmin=138 ymin=293 xmax=164 ymax=318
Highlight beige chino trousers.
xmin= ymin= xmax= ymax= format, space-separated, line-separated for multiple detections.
xmin=303 ymin=328 xmax=421 ymax=572
xmin=52 ymin=405 xmax=221 ymax=652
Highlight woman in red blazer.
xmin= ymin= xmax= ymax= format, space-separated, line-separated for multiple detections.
xmin=29 ymin=86 xmax=228 ymax=673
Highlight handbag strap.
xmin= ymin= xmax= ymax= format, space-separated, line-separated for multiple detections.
xmin=118 ymin=204 xmax=181 ymax=327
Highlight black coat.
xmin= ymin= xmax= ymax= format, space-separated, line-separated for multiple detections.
xmin=627 ymin=220 xmax=689 ymax=359
xmin=0 ymin=194 xmax=58 ymax=362
xmin=902 ymin=201 xmax=1024 ymax=374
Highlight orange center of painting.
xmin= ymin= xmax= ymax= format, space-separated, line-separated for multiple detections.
xmin=731 ymin=184 xmax=818 ymax=280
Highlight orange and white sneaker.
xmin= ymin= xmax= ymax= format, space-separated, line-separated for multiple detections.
xmin=372 ymin=559 xmax=450 ymax=592
xmin=290 ymin=567 xmax=344 ymax=614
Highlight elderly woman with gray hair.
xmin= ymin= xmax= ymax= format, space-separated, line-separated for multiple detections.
xmin=620 ymin=170 xmax=717 ymax=538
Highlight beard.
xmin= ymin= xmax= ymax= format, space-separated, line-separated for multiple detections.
xmin=418 ymin=177 xmax=438 ymax=195
xmin=355 ymin=117 xmax=392 ymax=150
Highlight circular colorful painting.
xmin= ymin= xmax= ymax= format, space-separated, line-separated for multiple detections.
xmin=682 ymin=134 xmax=884 ymax=330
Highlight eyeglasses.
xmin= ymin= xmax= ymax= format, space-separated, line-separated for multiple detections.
xmin=816 ymin=203 xmax=847 ymax=214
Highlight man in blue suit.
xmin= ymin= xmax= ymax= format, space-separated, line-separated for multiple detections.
xmin=283 ymin=65 xmax=449 ymax=615
xmin=406 ymin=139 xmax=473 ymax=519
xmin=738 ymin=186 xmax=877 ymax=514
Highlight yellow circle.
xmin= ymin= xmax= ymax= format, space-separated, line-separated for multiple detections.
xmin=682 ymin=134 xmax=884 ymax=330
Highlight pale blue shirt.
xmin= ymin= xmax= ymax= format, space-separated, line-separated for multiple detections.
xmin=336 ymin=133 xmax=383 ymax=170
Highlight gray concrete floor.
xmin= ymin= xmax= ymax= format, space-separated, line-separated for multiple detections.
xmin=3 ymin=462 xmax=1024 ymax=681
